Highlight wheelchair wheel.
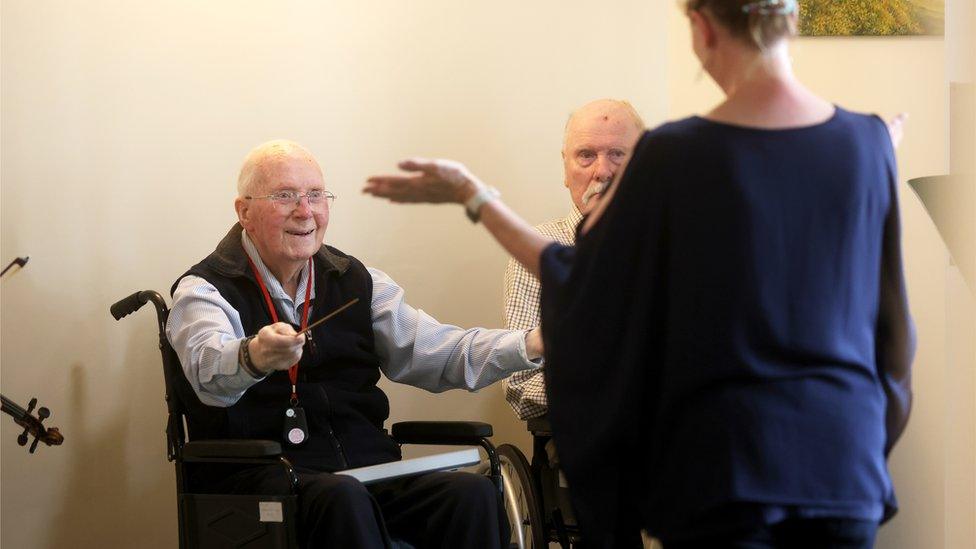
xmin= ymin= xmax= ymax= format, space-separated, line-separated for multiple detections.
xmin=498 ymin=443 xmax=546 ymax=549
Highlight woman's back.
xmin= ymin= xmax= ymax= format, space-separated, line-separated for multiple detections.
xmin=656 ymin=109 xmax=892 ymax=394
xmin=652 ymin=108 xmax=896 ymax=529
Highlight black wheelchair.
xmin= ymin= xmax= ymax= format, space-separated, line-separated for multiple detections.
xmin=491 ymin=417 xmax=582 ymax=549
xmin=111 ymin=290 xmax=510 ymax=549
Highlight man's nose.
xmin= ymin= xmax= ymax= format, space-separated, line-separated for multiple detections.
xmin=292 ymin=196 xmax=314 ymax=216
xmin=594 ymin=155 xmax=614 ymax=182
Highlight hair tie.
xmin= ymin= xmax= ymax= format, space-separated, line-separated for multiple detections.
xmin=741 ymin=0 xmax=797 ymax=15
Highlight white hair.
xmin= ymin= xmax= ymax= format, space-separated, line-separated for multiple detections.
xmin=237 ymin=139 xmax=320 ymax=197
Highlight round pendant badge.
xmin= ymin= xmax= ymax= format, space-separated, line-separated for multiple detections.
xmin=288 ymin=427 xmax=306 ymax=444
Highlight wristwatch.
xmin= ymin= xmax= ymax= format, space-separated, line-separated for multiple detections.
xmin=464 ymin=185 xmax=501 ymax=223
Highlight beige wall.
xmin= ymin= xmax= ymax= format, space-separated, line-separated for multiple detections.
xmin=0 ymin=1 xmax=667 ymax=547
xmin=2 ymin=1 xmax=971 ymax=548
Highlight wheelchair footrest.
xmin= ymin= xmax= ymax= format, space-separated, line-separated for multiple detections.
xmin=180 ymin=493 xmax=297 ymax=549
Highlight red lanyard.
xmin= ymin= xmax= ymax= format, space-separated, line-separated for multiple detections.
xmin=246 ymin=256 xmax=314 ymax=405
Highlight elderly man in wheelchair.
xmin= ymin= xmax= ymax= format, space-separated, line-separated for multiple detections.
xmin=156 ymin=139 xmax=544 ymax=548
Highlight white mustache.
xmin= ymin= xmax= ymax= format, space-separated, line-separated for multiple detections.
xmin=581 ymin=181 xmax=609 ymax=206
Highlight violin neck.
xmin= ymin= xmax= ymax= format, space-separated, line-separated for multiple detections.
xmin=1 ymin=394 xmax=29 ymax=421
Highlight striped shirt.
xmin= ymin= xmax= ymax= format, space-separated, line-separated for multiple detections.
xmin=503 ymin=206 xmax=582 ymax=419
xmin=167 ymin=231 xmax=540 ymax=407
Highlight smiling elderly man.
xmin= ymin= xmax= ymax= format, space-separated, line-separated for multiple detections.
xmin=504 ymin=99 xmax=644 ymax=419
xmin=165 ymin=139 xmax=543 ymax=548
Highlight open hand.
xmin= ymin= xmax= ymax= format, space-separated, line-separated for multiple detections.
xmin=887 ymin=113 xmax=907 ymax=149
xmin=364 ymin=158 xmax=482 ymax=204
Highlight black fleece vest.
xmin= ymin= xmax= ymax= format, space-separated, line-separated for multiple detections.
xmin=173 ymin=225 xmax=401 ymax=471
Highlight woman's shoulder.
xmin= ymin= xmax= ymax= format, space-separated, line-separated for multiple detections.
xmin=829 ymin=106 xmax=896 ymax=160
xmin=831 ymin=106 xmax=889 ymax=134
xmin=630 ymin=117 xmax=707 ymax=160
xmin=643 ymin=116 xmax=708 ymax=141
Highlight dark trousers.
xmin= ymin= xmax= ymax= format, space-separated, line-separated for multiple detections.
xmin=204 ymin=465 xmax=507 ymax=549
xmin=661 ymin=517 xmax=878 ymax=549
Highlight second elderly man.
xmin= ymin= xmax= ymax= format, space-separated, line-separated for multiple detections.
xmin=504 ymin=99 xmax=644 ymax=419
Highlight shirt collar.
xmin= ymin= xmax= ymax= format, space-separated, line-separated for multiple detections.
xmin=567 ymin=205 xmax=583 ymax=227
xmin=241 ymin=230 xmax=316 ymax=318
xmin=566 ymin=204 xmax=583 ymax=233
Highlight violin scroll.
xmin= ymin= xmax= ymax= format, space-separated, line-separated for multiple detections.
xmin=2 ymin=394 xmax=64 ymax=453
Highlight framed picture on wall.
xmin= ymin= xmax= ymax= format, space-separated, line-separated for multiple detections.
xmin=799 ymin=0 xmax=944 ymax=36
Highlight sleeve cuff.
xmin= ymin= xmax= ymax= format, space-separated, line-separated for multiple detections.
xmin=238 ymin=335 xmax=266 ymax=379
xmin=217 ymin=338 xmax=266 ymax=389
xmin=518 ymin=330 xmax=544 ymax=367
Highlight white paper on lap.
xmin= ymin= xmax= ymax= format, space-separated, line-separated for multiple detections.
xmin=336 ymin=449 xmax=481 ymax=485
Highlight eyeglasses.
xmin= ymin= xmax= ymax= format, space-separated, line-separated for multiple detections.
xmin=245 ymin=190 xmax=336 ymax=211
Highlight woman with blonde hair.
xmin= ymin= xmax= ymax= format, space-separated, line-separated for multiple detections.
xmin=366 ymin=1 xmax=915 ymax=547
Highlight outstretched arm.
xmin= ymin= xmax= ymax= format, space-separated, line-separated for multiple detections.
xmin=368 ymin=267 xmax=542 ymax=392
xmin=364 ymin=158 xmax=553 ymax=278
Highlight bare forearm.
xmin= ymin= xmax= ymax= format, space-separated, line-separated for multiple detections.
xmin=479 ymin=199 xmax=553 ymax=279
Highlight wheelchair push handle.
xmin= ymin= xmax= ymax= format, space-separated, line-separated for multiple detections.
xmin=110 ymin=291 xmax=146 ymax=320
xmin=110 ymin=290 xmax=168 ymax=321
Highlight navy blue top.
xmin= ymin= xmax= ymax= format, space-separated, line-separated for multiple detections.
xmin=540 ymin=107 xmax=904 ymax=543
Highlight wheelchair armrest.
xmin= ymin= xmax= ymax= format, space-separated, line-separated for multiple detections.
xmin=392 ymin=422 xmax=503 ymax=497
xmin=183 ymin=439 xmax=283 ymax=459
xmin=391 ymin=421 xmax=493 ymax=445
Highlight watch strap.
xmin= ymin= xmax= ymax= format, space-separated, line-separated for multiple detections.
xmin=239 ymin=335 xmax=265 ymax=379
xmin=464 ymin=186 xmax=501 ymax=223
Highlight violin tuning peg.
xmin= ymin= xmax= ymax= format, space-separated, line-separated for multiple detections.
xmin=26 ymin=398 xmax=37 ymax=414
xmin=37 ymin=407 xmax=50 ymax=420
xmin=18 ymin=428 xmax=29 ymax=446
xmin=29 ymin=436 xmax=40 ymax=454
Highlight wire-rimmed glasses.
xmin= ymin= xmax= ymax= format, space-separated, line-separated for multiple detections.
xmin=245 ymin=189 xmax=336 ymax=212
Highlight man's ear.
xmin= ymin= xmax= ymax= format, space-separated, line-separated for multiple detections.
xmin=235 ymin=197 xmax=250 ymax=230
xmin=561 ymin=149 xmax=571 ymax=189
xmin=688 ymin=9 xmax=717 ymax=50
